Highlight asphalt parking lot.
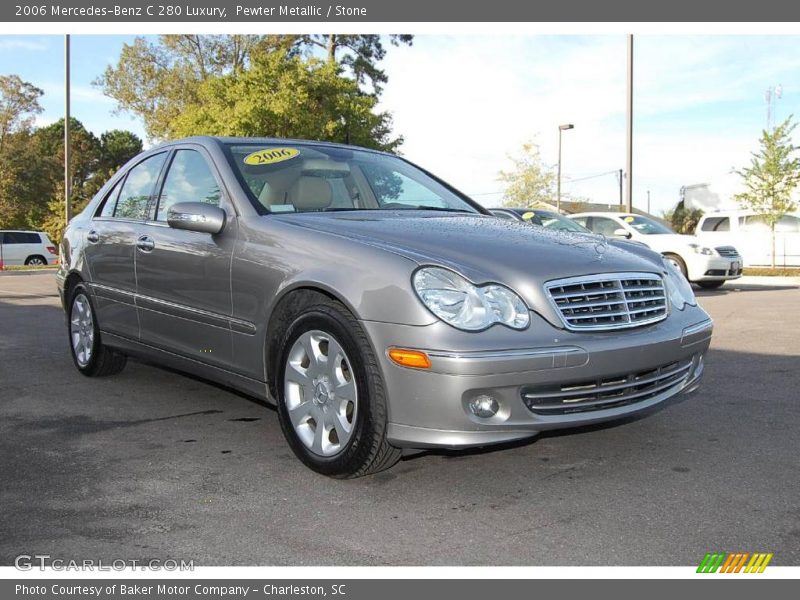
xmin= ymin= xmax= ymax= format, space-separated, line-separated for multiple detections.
xmin=1 ymin=271 xmax=798 ymax=566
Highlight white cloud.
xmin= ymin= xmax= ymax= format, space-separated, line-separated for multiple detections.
xmin=0 ymin=38 xmax=49 ymax=51
xmin=39 ymin=82 xmax=114 ymax=105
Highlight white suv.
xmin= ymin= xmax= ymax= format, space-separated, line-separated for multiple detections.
xmin=569 ymin=212 xmax=742 ymax=289
xmin=0 ymin=230 xmax=58 ymax=267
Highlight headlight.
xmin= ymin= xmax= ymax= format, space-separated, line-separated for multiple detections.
xmin=662 ymin=257 xmax=696 ymax=309
xmin=412 ymin=267 xmax=530 ymax=331
xmin=689 ymin=243 xmax=716 ymax=256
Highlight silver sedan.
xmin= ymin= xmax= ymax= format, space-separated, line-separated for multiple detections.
xmin=57 ymin=137 xmax=712 ymax=477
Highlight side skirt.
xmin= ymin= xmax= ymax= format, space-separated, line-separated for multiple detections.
xmin=102 ymin=331 xmax=273 ymax=405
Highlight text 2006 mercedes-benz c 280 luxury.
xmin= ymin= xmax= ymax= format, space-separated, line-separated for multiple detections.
xmin=57 ymin=137 xmax=713 ymax=477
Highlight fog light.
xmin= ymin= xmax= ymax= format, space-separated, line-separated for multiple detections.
xmin=469 ymin=394 xmax=499 ymax=418
xmin=693 ymin=355 xmax=704 ymax=377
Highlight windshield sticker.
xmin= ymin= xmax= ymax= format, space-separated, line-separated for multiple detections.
xmin=522 ymin=211 xmax=535 ymax=221
xmin=244 ymin=147 xmax=300 ymax=166
xmin=624 ymin=216 xmax=635 ymax=223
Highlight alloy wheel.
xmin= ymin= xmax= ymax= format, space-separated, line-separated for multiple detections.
xmin=70 ymin=293 xmax=95 ymax=367
xmin=283 ymin=330 xmax=358 ymax=457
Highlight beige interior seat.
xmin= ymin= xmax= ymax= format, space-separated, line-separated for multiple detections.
xmin=287 ymin=177 xmax=333 ymax=211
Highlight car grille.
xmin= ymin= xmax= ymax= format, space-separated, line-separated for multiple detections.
xmin=716 ymin=246 xmax=739 ymax=257
xmin=545 ymin=272 xmax=668 ymax=331
xmin=522 ymin=358 xmax=694 ymax=415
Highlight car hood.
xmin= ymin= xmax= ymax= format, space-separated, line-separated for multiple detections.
xmin=276 ymin=212 xmax=666 ymax=316
xmin=634 ymin=233 xmax=701 ymax=251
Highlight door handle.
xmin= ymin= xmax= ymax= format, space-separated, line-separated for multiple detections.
xmin=136 ymin=235 xmax=155 ymax=252
xmin=86 ymin=230 xmax=100 ymax=244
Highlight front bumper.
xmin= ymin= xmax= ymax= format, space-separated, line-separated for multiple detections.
xmin=687 ymin=254 xmax=743 ymax=282
xmin=363 ymin=308 xmax=712 ymax=449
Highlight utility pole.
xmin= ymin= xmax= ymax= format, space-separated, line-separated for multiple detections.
xmin=625 ymin=34 xmax=634 ymax=213
xmin=618 ymin=169 xmax=623 ymax=207
xmin=65 ymin=34 xmax=72 ymax=224
xmin=647 ymin=190 xmax=651 ymax=215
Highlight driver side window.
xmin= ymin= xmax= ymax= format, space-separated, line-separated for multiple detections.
xmin=156 ymin=150 xmax=221 ymax=221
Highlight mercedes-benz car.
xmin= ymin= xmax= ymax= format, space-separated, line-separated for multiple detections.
xmin=57 ymin=137 xmax=713 ymax=478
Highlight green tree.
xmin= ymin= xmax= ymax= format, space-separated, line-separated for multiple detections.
xmin=99 ymin=129 xmax=144 ymax=172
xmin=96 ymin=34 xmax=411 ymax=144
xmin=663 ymin=202 xmax=704 ymax=234
xmin=0 ymin=130 xmax=54 ymax=229
xmin=170 ymin=49 xmax=401 ymax=151
xmin=297 ymin=34 xmax=413 ymax=92
xmin=0 ymin=75 xmax=46 ymax=228
xmin=0 ymin=74 xmax=43 ymax=152
xmin=498 ymin=141 xmax=556 ymax=208
xmin=735 ymin=117 xmax=800 ymax=267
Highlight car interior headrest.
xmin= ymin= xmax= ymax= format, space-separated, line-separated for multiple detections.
xmin=289 ymin=176 xmax=333 ymax=210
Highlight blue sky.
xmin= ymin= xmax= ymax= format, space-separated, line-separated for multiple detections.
xmin=1 ymin=34 xmax=799 ymax=215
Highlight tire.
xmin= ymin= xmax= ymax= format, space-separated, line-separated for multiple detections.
xmin=697 ymin=280 xmax=725 ymax=289
xmin=275 ymin=296 xmax=401 ymax=478
xmin=25 ymin=255 xmax=47 ymax=266
xmin=67 ymin=284 xmax=127 ymax=377
xmin=663 ymin=253 xmax=688 ymax=279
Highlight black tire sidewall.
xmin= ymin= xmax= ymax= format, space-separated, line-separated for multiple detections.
xmin=67 ymin=284 xmax=101 ymax=374
xmin=665 ymin=253 xmax=688 ymax=279
xmin=276 ymin=305 xmax=381 ymax=477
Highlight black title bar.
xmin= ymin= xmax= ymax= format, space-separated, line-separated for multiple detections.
xmin=4 ymin=0 xmax=800 ymax=22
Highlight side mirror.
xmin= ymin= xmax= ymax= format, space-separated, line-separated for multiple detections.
xmin=167 ymin=202 xmax=226 ymax=234
xmin=613 ymin=228 xmax=632 ymax=239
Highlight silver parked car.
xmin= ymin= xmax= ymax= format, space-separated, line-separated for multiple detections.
xmin=57 ymin=137 xmax=713 ymax=478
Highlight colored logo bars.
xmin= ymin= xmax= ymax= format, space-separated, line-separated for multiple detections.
xmin=697 ymin=552 xmax=773 ymax=573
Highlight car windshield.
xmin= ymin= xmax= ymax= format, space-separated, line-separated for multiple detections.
xmin=536 ymin=211 xmax=589 ymax=233
xmin=623 ymin=215 xmax=674 ymax=235
xmin=224 ymin=143 xmax=481 ymax=215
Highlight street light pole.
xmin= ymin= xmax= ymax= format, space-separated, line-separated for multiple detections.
xmin=557 ymin=123 xmax=574 ymax=213
xmin=625 ymin=34 xmax=634 ymax=213
xmin=65 ymin=34 xmax=72 ymax=225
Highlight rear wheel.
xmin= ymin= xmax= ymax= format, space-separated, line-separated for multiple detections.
xmin=68 ymin=284 xmax=127 ymax=377
xmin=25 ymin=255 xmax=47 ymax=266
xmin=697 ymin=280 xmax=725 ymax=289
xmin=276 ymin=296 xmax=401 ymax=478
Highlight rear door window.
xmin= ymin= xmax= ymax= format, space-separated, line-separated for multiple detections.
xmin=2 ymin=232 xmax=39 ymax=244
xmin=97 ymin=178 xmax=125 ymax=218
xmin=114 ymin=153 xmax=167 ymax=220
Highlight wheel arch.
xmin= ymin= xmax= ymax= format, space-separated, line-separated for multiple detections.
xmin=63 ymin=270 xmax=85 ymax=309
xmin=263 ymin=283 xmax=361 ymax=400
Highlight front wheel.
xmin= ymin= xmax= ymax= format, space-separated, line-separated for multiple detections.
xmin=276 ymin=297 xmax=401 ymax=478
xmin=68 ymin=284 xmax=127 ymax=377
xmin=697 ymin=280 xmax=725 ymax=289
xmin=663 ymin=253 xmax=688 ymax=279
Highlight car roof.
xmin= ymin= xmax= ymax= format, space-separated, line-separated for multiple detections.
xmin=147 ymin=135 xmax=394 ymax=159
